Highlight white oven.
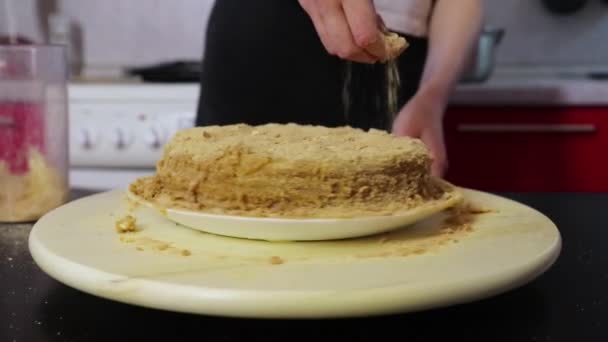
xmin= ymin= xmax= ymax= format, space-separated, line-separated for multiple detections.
xmin=68 ymin=83 xmax=199 ymax=190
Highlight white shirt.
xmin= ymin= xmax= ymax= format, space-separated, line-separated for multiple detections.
xmin=374 ymin=0 xmax=433 ymax=37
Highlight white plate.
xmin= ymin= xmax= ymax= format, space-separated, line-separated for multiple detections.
xmin=29 ymin=188 xmax=561 ymax=319
xmin=125 ymin=188 xmax=463 ymax=241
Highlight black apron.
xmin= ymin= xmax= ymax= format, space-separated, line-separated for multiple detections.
xmin=196 ymin=0 xmax=428 ymax=131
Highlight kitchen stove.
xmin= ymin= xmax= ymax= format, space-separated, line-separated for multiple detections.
xmin=68 ymin=83 xmax=199 ymax=190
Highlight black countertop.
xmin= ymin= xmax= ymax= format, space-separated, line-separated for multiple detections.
xmin=1 ymin=190 xmax=607 ymax=342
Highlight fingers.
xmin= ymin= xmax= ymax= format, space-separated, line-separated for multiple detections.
xmin=392 ymin=108 xmax=448 ymax=177
xmin=299 ymin=0 xmax=334 ymax=57
xmin=300 ymin=0 xmax=379 ymax=63
xmin=318 ymin=0 xmax=377 ymax=63
xmin=421 ymin=129 xmax=448 ymax=177
xmin=391 ymin=112 xmax=417 ymax=137
xmin=342 ymin=0 xmax=387 ymax=60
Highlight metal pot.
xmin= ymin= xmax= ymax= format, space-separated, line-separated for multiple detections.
xmin=460 ymin=26 xmax=505 ymax=83
xmin=542 ymin=0 xmax=588 ymax=15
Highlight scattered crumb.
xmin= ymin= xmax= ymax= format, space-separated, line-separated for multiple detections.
xmin=125 ymin=196 xmax=141 ymax=212
xmin=115 ymin=215 xmax=138 ymax=233
xmin=119 ymin=236 xmax=136 ymax=243
xmin=468 ymin=206 xmax=494 ymax=215
xmin=440 ymin=227 xmax=456 ymax=235
xmin=269 ymin=256 xmax=284 ymax=265
xmin=443 ymin=201 xmax=495 ymax=230
xmin=118 ymin=235 xmax=192 ymax=257
xmin=355 ymin=201 xmax=494 ymax=260
xmin=449 ymin=202 xmax=495 ymax=217
xmin=155 ymin=243 xmax=170 ymax=251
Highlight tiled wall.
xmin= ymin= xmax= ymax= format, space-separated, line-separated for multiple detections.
xmin=0 ymin=0 xmax=214 ymax=72
xmin=57 ymin=0 xmax=214 ymax=68
xmin=1 ymin=0 xmax=607 ymax=71
xmin=486 ymin=0 xmax=608 ymax=68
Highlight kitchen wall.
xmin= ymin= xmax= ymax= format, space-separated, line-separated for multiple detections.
xmin=1 ymin=0 xmax=607 ymax=74
xmin=0 ymin=0 xmax=214 ymax=76
xmin=487 ymin=0 xmax=608 ymax=69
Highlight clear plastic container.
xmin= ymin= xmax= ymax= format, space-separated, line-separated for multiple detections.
xmin=0 ymin=45 xmax=69 ymax=222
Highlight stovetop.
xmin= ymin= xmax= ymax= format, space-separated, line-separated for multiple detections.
xmin=68 ymin=83 xmax=199 ymax=168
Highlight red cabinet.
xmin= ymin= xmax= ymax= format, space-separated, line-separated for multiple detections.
xmin=443 ymin=106 xmax=608 ymax=192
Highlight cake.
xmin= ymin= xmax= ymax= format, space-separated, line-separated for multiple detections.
xmin=129 ymin=123 xmax=459 ymax=218
xmin=383 ymin=31 xmax=409 ymax=61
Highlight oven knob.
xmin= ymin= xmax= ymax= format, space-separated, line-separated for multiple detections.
xmin=112 ymin=128 xmax=133 ymax=150
xmin=78 ymin=127 xmax=98 ymax=150
xmin=144 ymin=127 xmax=166 ymax=150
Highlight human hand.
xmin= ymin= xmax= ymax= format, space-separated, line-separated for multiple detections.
xmin=298 ymin=0 xmax=388 ymax=63
xmin=392 ymin=92 xmax=448 ymax=177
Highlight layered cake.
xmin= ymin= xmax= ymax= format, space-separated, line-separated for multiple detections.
xmin=129 ymin=123 xmax=459 ymax=218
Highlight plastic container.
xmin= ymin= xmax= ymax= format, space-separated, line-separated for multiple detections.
xmin=0 ymin=45 xmax=69 ymax=222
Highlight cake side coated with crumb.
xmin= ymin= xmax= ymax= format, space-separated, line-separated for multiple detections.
xmin=130 ymin=123 xmax=456 ymax=218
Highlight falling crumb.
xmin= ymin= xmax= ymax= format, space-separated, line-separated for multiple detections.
xmin=181 ymin=249 xmax=192 ymax=256
xmin=269 ymin=256 xmax=284 ymax=265
xmin=115 ymin=215 xmax=138 ymax=233
xmin=135 ymin=247 xmax=144 ymax=251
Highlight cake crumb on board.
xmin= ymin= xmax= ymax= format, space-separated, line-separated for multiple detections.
xmin=269 ymin=256 xmax=284 ymax=265
xmin=115 ymin=215 xmax=138 ymax=233
xmin=362 ymin=200 xmax=495 ymax=259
